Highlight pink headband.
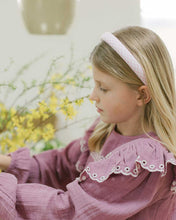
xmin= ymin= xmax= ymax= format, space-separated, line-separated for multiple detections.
xmin=101 ymin=32 xmax=146 ymax=84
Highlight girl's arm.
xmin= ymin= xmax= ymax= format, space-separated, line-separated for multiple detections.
xmin=0 ymin=166 xmax=172 ymax=220
xmin=0 ymin=154 xmax=11 ymax=170
xmin=3 ymin=118 xmax=99 ymax=189
xmin=4 ymin=139 xmax=83 ymax=189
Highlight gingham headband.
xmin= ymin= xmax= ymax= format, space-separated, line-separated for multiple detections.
xmin=101 ymin=32 xmax=146 ymax=84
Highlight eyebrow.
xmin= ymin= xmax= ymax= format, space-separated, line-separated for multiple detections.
xmin=95 ymin=80 xmax=108 ymax=87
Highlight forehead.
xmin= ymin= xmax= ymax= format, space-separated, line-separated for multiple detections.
xmin=92 ymin=65 xmax=134 ymax=93
xmin=92 ymin=65 xmax=118 ymax=85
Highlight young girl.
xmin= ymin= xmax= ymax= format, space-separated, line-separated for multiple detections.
xmin=0 ymin=26 xmax=176 ymax=219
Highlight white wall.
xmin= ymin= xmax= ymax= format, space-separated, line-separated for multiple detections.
xmin=0 ymin=0 xmax=140 ymax=62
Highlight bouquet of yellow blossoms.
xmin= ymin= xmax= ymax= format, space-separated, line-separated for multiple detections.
xmin=0 ymin=54 xmax=92 ymax=154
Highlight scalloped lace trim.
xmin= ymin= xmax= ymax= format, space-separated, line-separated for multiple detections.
xmin=75 ymin=138 xmax=112 ymax=173
xmin=75 ymin=139 xmax=89 ymax=173
xmin=136 ymin=156 xmax=176 ymax=177
xmin=80 ymin=138 xmax=88 ymax=153
xmin=79 ymin=155 xmax=176 ymax=183
xmin=77 ymin=137 xmax=176 ymax=188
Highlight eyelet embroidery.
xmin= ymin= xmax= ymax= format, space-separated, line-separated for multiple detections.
xmin=78 ymin=139 xmax=176 ymax=183
xmin=133 ymin=169 xmax=138 ymax=174
xmin=116 ymin=166 xmax=121 ymax=171
xmin=100 ymin=176 xmax=106 ymax=181
xmin=159 ymin=164 xmax=164 ymax=169
xmin=113 ymin=166 xmax=121 ymax=174
xmin=149 ymin=164 xmax=155 ymax=169
xmin=86 ymin=166 xmax=90 ymax=172
xmin=142 ymin=160 xmax=147 ymax=166
xmin=124 ymin=167 xmax=130 ymax=172
xmin=92 ymin=173 xmax=98 ymax=177
xmin=82 ymin=154 xmax=176 ymax=183
xmin=82 ymin=175 xmax=86 ymax=181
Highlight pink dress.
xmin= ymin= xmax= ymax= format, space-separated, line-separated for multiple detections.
xmin=0 ymin=119 xmax=176 ymax=219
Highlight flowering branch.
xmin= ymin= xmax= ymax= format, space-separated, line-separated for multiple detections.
xmin=0 ymin=54 xmax=93 ymax=154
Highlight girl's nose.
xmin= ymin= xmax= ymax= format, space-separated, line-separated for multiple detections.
xmin=89 ymin=88 xmax=99 ymax=102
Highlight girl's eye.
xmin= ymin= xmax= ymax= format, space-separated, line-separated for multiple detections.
xmin=100 ymin=87 xmax=108 ymax=92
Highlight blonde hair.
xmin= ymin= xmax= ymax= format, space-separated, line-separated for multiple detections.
xmin=89 ymin=26 xmax=176 ymax=156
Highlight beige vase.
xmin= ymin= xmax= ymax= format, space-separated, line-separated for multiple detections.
xmin=17 ymin=0 xmax=76 ymax=35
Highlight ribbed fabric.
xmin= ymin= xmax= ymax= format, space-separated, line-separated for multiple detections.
xmin=0 ymin=119 xmax=175 ymax=219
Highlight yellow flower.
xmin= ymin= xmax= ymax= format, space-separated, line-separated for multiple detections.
xmin=59 ymin=97 xmax=69 ymax=108
xmin=9 ymin=108 xmax=16 ymax=116
xmin=29 ymin=128 xmax=42 ymax=142
xmin=19 ymin=116 xmax=25 ymax=123
xmin=9 ymin=146 xmax=18 ymax=153
xmin=39 ymin=100 xmax=47 ymax=109
xmin=42 ymin=123 xmax=55 ymax=141
xmin=26 ymin=120 xmax=33 ymax=128
xmin=54 ymin=84 xmax=65 ymax=91
xmin=75 ymin=98 xmax=84 ymax=106
xmin=25 ymin=114 xmax=34 ymax=127
xmin=59 ymin=98 xmax=77 ymax=119
xmin=49 ymin=93 xmax=58 ymax=114
xmin=1 ymin=138 xmax=18 ymax=153
xmin=89 ymin=98 xmax=94 ymax=104
xmin=12 ymin=116 xmax=20 ymax=127
xmin=31 ymin=109 xmax=41 ymax=119
xmin=51 ymin=74 xmax=65 ymax=91
xmin=38 ymin=100 xmax=50 ymax=120
xmin=17 ymin=127 xmax=26 ymax=138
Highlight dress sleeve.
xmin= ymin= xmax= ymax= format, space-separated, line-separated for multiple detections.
xmin=1 ymin=137 xmax=175 ymax=220
xmin=5 ymin=118 xmax=99 ymax=189
xmin=0 ymin=168 xmax=166 ymax=220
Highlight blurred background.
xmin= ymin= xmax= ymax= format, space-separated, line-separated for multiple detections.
xmin=0 ymin=0 xmax=176 ymax=146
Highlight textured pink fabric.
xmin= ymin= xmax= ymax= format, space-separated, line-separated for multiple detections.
xmin=101 ymin=32 xmax=146 ymax=84
xmin=0 ymin=119 xmax=176 ymax=219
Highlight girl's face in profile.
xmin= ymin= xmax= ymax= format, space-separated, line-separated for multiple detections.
xmin=90 ymin=65 xmax=142 ymax=129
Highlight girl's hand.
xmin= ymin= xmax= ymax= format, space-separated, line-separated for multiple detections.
xmin=0 ymin=155 xmax=11 ymax=171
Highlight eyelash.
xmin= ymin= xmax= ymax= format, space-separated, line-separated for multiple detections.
xmin=94 ymin=83 xmax=108 ymax=93
xmin=99 ymin=87 xmax=107 ymax=92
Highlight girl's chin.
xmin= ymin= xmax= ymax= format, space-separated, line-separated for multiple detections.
xmin=100 ymin=116 xmax=117 ymax=124
xmin=99 ymin=116 xmax=110 ymax=123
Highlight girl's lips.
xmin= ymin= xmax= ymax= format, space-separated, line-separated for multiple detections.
xmin=96 ymin=106 xmax=103 ymax=113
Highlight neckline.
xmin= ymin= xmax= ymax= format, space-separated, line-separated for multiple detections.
xmin=111 ymin=129 xmax=157 ymax=140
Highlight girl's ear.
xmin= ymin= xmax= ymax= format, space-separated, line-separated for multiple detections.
xmin=137 ymin=85 xmax=151 ymax=106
